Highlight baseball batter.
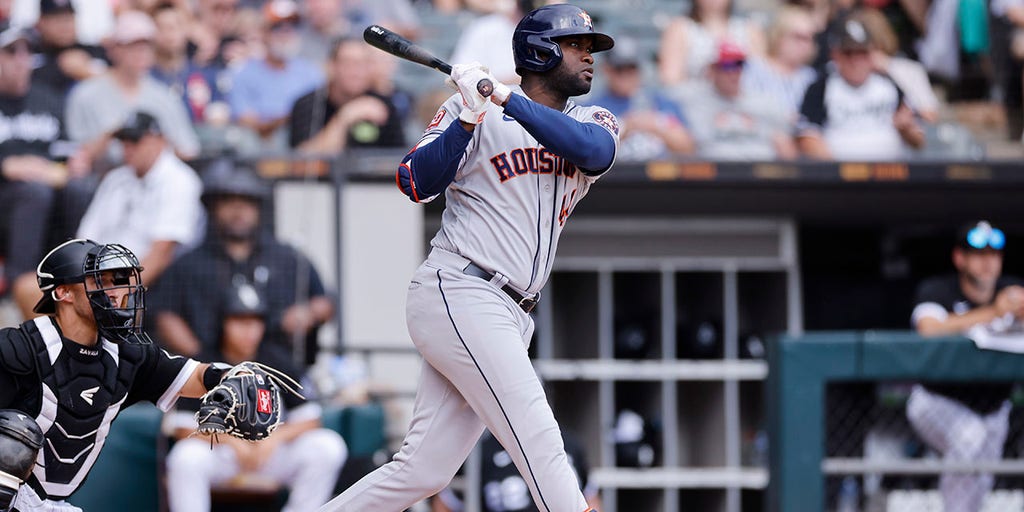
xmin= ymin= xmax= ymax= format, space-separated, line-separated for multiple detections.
xmin=320 ymin=5 xmax=618 ymax=512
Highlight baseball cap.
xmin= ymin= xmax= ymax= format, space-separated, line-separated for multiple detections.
xmin=830 ymin=17 xmax=872 ymax=51
xmin=40 ymin=0 xmax=75 ymax=16
xmin=714 ymin=41 xmax=746 ymax=66
xmin=957 ymin=220 xmax=1006 ymax=251
xmin=201 ymin=158 xmax=270 ymax=206
xmin=109 ymin=10 xmax=156 ymax=45
xmin=113 ymin=111 xmax=162 ymax=141
xmin=605 ymin=36 xmax=641 ymax=68
xmin=0 ymin=25 xmax=33 ymax=50
xmin=222 ymin=282 xmax=267 ymax=317
xmin=264 ymin=0 xmax=300 ymax=26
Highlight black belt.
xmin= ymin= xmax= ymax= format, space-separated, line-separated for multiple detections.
xmin=462 ymin=262 xmax=539 ymax=313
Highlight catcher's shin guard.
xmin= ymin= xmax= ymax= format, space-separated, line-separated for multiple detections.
xmin=0 ymin=410 xmax=44 ymax=510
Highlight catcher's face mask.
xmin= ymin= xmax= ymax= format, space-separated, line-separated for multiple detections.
xmin=83 ymin=244 xmax=152 ymax=344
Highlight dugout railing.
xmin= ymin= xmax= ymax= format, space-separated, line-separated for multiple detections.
xmin=767 ymin=331 xmax=1024 ymax=512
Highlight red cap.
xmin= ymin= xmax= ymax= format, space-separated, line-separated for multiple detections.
xmin=715 ymin=41 xmax=746 ymax=65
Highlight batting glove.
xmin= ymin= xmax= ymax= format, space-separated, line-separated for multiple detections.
xmin=487 ymin=74 xmax=512 ymax=106
xmin=451 ymin=62 xmax=491 ymax=124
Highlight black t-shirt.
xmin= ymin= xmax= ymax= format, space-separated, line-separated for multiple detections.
xmin=438 ymin=431 xmax=592 ymax=512
xmin=31 ymin=43 xmax=107 ymax=96
xmin=0 ymin=316 xmax=196 ymax=500
xmin=148 ymin=236 xmax=329 ymax=356
xmin=288 ymin=88 xmax=407 ymax=149
xmin=912 ymin=273 xmax=1024 ymax=414
xmin=0 ymin=85 xmax=69 ymax=166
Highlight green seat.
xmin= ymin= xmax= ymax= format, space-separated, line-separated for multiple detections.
xmin=67 ymin=403 xmax=163 ymax=511
xmin=321 ymin=402 xmax=387 ymax=458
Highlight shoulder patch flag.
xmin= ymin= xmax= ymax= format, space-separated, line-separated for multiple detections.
xmin=592 ymin=110 xmax=619 ymax=135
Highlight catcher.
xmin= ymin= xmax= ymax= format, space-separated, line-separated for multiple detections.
xmin=0 ymin=239 xmax=292 ymax=512
xmin=163 ymin=281 xmax=346 ymax=512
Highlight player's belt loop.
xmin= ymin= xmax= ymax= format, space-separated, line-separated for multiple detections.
xmin=462 ymin=262 xmax=540 ymax=313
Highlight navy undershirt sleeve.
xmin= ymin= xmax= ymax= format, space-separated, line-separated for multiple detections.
xmin=396 ymin=120 xmax=473 ymax=201
xmin=502 ymin=93 xmax=616 ymax=172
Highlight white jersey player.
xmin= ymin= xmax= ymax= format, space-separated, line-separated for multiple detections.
xmin=320 ymin=4 xmax=618 ymax=512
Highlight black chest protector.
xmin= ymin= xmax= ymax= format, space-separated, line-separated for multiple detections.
xmin=17 ymin=317 xmax=144 ymax=501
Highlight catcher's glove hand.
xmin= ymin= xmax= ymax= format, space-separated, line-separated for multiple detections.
xmin=194 ymin=361 xmax=303 ymax=442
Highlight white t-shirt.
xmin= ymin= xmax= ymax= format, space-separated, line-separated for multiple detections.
xmin=76 ymin=150 xmax=205 ymax=259
xmin=797 ymin=72 xmax=908 ymax=161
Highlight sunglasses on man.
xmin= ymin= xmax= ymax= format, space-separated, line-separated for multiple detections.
xmin=965 ymin=223 xmax=1006 ymax=251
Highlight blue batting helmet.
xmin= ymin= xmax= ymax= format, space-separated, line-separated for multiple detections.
xmin=512 ymin=4 xmax=614 ymax=75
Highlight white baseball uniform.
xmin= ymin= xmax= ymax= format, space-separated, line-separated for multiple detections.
xmin=319 ymin=86 xmax=618 ymax=512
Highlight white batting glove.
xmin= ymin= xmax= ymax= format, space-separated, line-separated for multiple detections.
xmin=488 ymin=77 xmax=512 ymax=106
xmin=451 ymin=62 xmax=491 ymax=124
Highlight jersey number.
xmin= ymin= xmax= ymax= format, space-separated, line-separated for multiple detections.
xmin=558 ymin=188 xmax=578 ymax=227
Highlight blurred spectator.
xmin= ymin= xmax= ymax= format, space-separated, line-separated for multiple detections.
xmin=795 ymin=16 xmax=924 ymax=160
xmin=740 ymin=5 xmax=818 ymax=121
xmin=65 ymin=10 xmax=200 ymax=170
xmin=220 ymin=6 xmax=268 ymax=69
xmin=858 ymin=7 xmax=939 ymax=123
xmin=908 ymin=220 xmax=1024 ymax=512
xmin=368 ymin=45 xmax=414 ymax=124
xmin=588 ymin=36 xmax=694 ymax=161
xmin=680 ymin=42 xmax=797 ymax=161
xmin=657 ymin=0 xmax=766 ymax=87
xmin=863 ymin=0 xmax=927 ymax=60
xmin=448 ymin=0 xmax=532 ymax=84
xmin=289 ymin=36 xmax=406 ymax=153
xmin=991 ymin=0 xmax=1024 ymax=140
xmin=151 ymin=3 xmax=229 ymax=126
xmin=433 ymin=0 xmax=516 ymax=15
xmin=0 ymin=24 xmax=90 ymax=319
xmin=10 ymin=0 xmax=113 ymax=45
xmin=228 ymin=0 xmax=323 ymax=150
xmin=189 ymin=0 xmax=241 ymax=68
xmin=150 ymin=159 xmax=335 ymax=363
xmin=164 ymin=281 xmax=347 ymax=512
xmin=31 ymin=0 xmax=107 ymax=97
xmin=432 ymin=429 xmax=599 ymax=512
xmin=916 ymin=0 xmax=990 ymax=103
xmin=339 ymin=0 xmax=420 ymax=41
xmin=296 ymin=0 xmax=347 ymax=63
xmin=76 ymin=111 xmax=205 ymax=286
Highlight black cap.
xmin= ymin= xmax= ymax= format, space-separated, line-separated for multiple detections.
xmin=830 ymin=17 xmax=872 ymax=51
xmin=222 ymin=282 xmax=267 ymax=317
xmin=112 ymin=111 xmax=162 ymax=141
xmin=956 ymin=220 xmax=1007 ymax=252
xmin=201 ymin=158 xmax=271 ymax=206
xmin=605 ymin=35 xmax=641 ymax=68
xmin=40 ymin=0 xmax=75 ymax=15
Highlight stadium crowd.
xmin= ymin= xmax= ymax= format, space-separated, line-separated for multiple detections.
xmin=0 ymin=0 xmax=1022 ymax=508
xmin=0 ymin=0 xmax=1020 ymax=427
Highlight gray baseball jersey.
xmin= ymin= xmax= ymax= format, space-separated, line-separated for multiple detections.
xmin=427 ymin=86 xmax=618 ymax=295
xmin=320 ymin=86 xmax=618 ymax=512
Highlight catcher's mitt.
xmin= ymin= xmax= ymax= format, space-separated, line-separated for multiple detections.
xmin=194 ymin=361 xmax=303 ymax=442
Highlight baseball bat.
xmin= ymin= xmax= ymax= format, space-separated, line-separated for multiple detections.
xmin=363 ymin=25 xmax=494 ymax=98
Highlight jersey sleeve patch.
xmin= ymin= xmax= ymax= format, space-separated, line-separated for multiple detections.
xmin=592 ymin=110 xmax=619 ymax=135
xmin=428 ymin=107 xmax=447 ymax=130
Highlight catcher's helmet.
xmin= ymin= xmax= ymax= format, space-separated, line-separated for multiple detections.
xmin=34 ymin=239 xmax=152 ymax=344
xmin=512 ymin=4 xmax=614 ymax=75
